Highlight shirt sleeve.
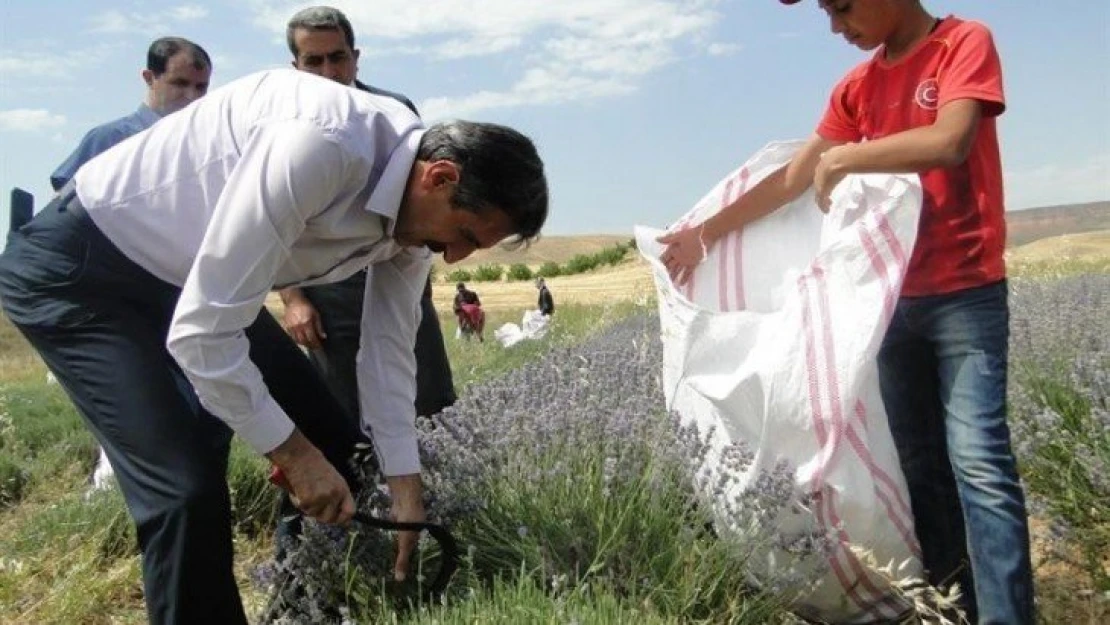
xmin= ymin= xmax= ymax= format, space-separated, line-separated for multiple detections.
xmin=166 ymin=119 xmax=358 ymax=455
xmin=50 ymin=126 xmax=128 ymax=191
xmin=358 ymin=249 xmax=432 ymax=476
xmin=816 ymin=73 xmax=865 ymax=143
xmin=937 ymin=21 xmax=1005 ymax=117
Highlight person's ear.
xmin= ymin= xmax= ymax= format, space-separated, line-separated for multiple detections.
xmin=141 ymin=68 xmax=155 ymax=87
xmin=428 ymin=161 xmax=460 ymax=189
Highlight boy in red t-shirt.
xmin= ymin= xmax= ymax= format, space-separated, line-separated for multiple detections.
xmin=659 ymin=1 xmax=1034 ymax=622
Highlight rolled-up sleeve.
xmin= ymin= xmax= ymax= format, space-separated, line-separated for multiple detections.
xmin=167 ymin=119 xmax=357 ymax=455
xmin=358 ymin=249 xmax=432 ymax=475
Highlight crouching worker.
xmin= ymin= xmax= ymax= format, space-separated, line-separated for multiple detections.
xmin=453 ymin=282 xmax=486 ymax=341
xmin=0 ymin=68 xmax=547 ymax=625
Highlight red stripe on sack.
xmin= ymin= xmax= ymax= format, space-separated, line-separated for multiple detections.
xmin=813 ymin=266 xmax=911 ymax=619
xmin=874 ymin=211 xmax=906 ymax=270
xmin=858 ymin=222 xmax=895 ymax=323
xmin=851 ymin=402 xmax=922 ymax=558
xmin=719 ymin=177 xmax=736 ymax=312
xmin=733 ymin=168 xmax=750 ymax=310
xmin=800 ymin=274 xmax=868 ymax=611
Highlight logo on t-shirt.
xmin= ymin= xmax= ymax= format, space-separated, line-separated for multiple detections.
xmin=914 ymin=78 xmax=939 ymax=110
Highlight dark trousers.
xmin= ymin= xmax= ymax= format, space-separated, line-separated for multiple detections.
xmin=302 ymin=272 xmax=457 ymax=420
xmin=0 ymin=193 xmax=363 ymax=625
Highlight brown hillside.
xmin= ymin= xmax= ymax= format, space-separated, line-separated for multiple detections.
xmin=432 ymin=234 xmax=630 ymax=271
xmin=1006 ymin=201 xmax=1110 ymax=247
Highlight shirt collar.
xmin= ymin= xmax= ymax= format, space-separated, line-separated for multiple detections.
xmin=366 ymin=127 xmax=425 ymax=236
xmin=135 ymin=103 xmax=162 ymax=127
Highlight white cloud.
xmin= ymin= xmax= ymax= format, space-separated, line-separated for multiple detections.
xmin=170 ymin=5 xmax=210 ymax=21
xmin=431 ymin=36 xmax=523 ymax=60
xmin=706 ymin=42 xmax=742 ymax=56
xmin=0 ymin=109 xmax=67 ymax=132
xmin=90 ymin=4 xmax=209 ymax=35
xmin=248 ymin=0 xmax=726 ymax=117
xmin=0 ymin=44 xmax=118 ymax=79
xmin=1004 ymin=153 xmax=1110 ymax=210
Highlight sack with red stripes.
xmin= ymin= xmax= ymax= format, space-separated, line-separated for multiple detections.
xmin=636 ymin=140 xmax=925 ymax=623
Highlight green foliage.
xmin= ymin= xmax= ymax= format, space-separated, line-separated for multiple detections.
xmin=1011 ymin=361 xmax=1110 ymax=591
xmin=563 ymin=253 xmax=600 ymax=274
xmin=536 ymin=261 xmax=562 ymax=278
xmin=506 ymin=263 xmax=534 ymax=281
xmin=445 ymin=268 xmax=472 ymax=284
xmin=0 ymin=382 xmax=97 ymax=507
xmin=472 ymin=264 xmax=505 ymax=282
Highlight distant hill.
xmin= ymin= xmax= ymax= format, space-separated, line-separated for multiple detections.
xmin=1006 ymin=201 xmax=1110 ymax=247
xmin=431 ymin=201 xmax=1109 ymax=272
xmin=432 ymin=234 xmax=630 ymax=271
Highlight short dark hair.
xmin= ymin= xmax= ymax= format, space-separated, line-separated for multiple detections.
xmin=418 ymin=121 xmax=548 ymax=247
xmin=147 ymin=37 xmax=211 ymax=75
xmin=286 ymin=6 xmax=356 ymax=57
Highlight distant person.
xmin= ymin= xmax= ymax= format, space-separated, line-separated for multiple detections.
xmin=536 ymin=277 xmax=555 ymax=316
xmin=453 ymin=282 xmax=485 ymax=342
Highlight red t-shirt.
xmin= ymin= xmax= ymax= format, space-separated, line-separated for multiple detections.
xmin=817 ymin=16 xmax=1006 ymax=296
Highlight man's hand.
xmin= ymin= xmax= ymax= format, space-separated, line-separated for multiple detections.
xmin=267 ymin=429 xmax=354 ymax=525
xmin=814 ymin=144 xmax=853 ymax=213
xmin=656 ymin=223 xmax=709 ymax=287
xmin=386 ymin=474 xmax=425 ymax=581
xmin=280 ymin=288 xmax=327 ymax=349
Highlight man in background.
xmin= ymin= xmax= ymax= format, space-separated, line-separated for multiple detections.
xmin=537 ymin=277 xmax=555 ymax=316
xmin=278 ymin=6 xmax=458 ymax=420
xmin=51 ymin=37 xmax=211 ymax=191
xmin=49 ymin=37 xmax=213 ymax=495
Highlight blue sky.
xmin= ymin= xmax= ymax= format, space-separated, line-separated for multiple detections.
xmin=1 ymin=0 xmax=1108 ymax=242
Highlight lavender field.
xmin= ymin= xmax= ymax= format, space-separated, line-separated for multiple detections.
xmin=0 ymin=275 xmax=1107 ymax=624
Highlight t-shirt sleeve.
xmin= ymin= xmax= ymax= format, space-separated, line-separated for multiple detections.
xmin=816 ymin=73 xmax=864 ymax=142
xmin=938 ymin=21 xmax=1005 ymax=117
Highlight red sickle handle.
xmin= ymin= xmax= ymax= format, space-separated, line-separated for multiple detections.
xmin=269 ymin=465 xmax=292 ymax=492
xmin=268 ymin=463 xmax=461 ymax=599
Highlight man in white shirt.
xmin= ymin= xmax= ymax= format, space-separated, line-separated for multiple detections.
xmin=0 ymin=68 xmax=548 ymax=625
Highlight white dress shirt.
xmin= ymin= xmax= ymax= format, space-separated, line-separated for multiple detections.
xmin=75 ymin=69 xmax=431 ymax=476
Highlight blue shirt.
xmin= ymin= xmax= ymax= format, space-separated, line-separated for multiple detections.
xmin=50 ymin=104 xmax=161 ymax=191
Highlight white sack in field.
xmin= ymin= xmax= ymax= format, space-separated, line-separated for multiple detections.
xmin=636 ymin=140 xmax=924 ymax=623
xmin=494 ymin=309 xmax=551 ymax=348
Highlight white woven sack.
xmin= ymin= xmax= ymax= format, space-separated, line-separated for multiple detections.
xmin=636 ymin=140 xmax=925 ymax=623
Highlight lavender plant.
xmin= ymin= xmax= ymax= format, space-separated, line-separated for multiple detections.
xmin=261 ymin=314 xmax=826 ymax=623
xmin=1008 ymin=274 xmax=1109 ymax=591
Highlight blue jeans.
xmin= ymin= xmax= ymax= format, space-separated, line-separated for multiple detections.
xmin=879 ymin=280 xmax=1034 ymax=625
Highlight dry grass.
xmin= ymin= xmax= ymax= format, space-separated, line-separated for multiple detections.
xmin=431 ymin=259 xmax=655 ymax=312
xmin=1007 ymin=229 xmax=1110 ymax=264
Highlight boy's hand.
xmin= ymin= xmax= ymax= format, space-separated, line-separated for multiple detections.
xmin=815 ymin=145 xmax=851 ymax=213
xmin=657 ymin=224 xmax=708 ymax=287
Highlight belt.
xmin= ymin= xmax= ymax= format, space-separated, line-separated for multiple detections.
xmin=55 ymin=180 xmax=84 ymax=215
